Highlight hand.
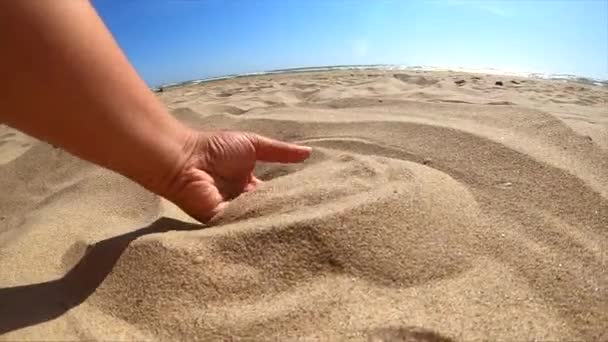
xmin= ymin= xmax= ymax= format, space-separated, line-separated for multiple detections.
xmin=163 ymin=131 xmax=311 ymax=222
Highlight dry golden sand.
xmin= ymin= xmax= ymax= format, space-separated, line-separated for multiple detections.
xmin=1 ymin=70 xmax=607 ymax=341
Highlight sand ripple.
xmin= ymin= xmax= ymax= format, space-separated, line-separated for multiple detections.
xmin=1 ymin=70 xmax=607 ymax=341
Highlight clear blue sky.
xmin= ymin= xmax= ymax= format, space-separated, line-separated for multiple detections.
xmin=92 ymin=0 xmax=608 ymax=86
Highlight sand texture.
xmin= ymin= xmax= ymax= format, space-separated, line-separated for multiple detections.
xmin=1 ymin=70 xmax=607 ymax=341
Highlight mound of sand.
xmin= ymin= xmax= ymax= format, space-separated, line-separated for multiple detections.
xmin=1 ymin=70 xmax=607 ymax=341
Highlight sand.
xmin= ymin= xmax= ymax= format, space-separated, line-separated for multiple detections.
xmin=1 ymin=69 xmax=607 ymax=341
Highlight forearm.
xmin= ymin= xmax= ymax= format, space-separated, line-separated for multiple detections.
xmin=0 ymin=1 xmax=192 ymax=193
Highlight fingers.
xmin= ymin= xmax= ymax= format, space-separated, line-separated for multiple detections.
xmin=211 ymin=201 xmax=229 ymax=216
xmin=244 ymin=175 xmax=263 ymax=192
xmin=204 ymin=201 xmax=228 ymax=225
xmin=250 ymin=134 xmax=311 ymax=163
xmin=208 ymin=176 xmax=260 ymax=223
xmin=251 ymin=175 xmax=263 ymax=185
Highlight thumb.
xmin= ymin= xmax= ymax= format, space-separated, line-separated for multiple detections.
xmin=250 ymin=134 xmax=312 ymax=163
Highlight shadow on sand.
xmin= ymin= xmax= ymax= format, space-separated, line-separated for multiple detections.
xmin=0 ymin=217 xmax=201 ymax=334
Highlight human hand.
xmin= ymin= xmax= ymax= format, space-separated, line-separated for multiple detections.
xmin=162 ymin=131 xmax=311 ymax=222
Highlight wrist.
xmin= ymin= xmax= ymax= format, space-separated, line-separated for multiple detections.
xmin=152 ymin=126 xmax=199 ymax=199
xmin=123 ymin=115 xmax=199 ymax=199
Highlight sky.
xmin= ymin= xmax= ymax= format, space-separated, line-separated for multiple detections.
xmin=92 ymin=0 xmax=608 ymax=86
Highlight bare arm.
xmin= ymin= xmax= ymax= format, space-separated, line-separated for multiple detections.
xmin=0 ymin=0 xmax=193 ymax=194
xmin=0 ymin=1 xmax=311 ymax=222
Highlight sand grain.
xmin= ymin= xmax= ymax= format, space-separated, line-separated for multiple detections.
xmin=1 ymin=70 xmax=607 ymax=341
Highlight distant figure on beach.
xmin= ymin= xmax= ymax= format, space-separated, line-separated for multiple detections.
xmin=0 ymin=1 xmax=311 ymax=222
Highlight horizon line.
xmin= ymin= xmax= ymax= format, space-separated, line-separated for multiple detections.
xmin=152 ymin=64 xmax=608 ymax=89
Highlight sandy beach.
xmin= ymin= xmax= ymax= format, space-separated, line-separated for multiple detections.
xmin=1 ymin=69 xmax=607 ymax=341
